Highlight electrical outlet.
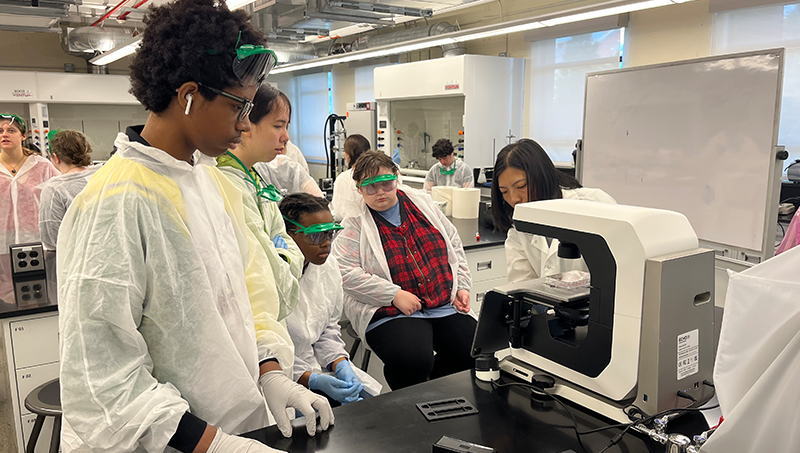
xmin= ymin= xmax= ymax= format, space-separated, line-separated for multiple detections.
xmin=9 ymin=243 xmax=46 ymax=276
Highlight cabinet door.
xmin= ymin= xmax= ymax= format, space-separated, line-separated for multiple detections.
xmin=21 ymin=413 xmax=56 ymax=453
xmin=10 ymin=315 xmax=59 ymax=369
xmin=16 ymin=362 xmax=60 ymax=416
xmin=469 ymin=277 xmax=508 ymax=315
xmin=465 ymin=246 xmax=507 ymax=283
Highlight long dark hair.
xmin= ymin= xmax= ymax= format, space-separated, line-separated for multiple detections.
xmin=248 ymin=84 xmax=292 ymax=125
xmin=491 ymin=139 xmax=581 ymax=233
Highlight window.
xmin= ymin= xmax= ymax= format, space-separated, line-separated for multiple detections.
xmin=713 ymin=3 xmax=800 ymax=169
xmin=530 ymin=28 xmax=624 ymax=164
xmin=280 ymin=71 xmax=331 ymax=161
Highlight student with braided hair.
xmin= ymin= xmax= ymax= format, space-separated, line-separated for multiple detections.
xmin=278 ymin=193 xmax=382 ymax=405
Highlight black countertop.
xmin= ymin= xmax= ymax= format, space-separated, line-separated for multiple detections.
xmin=243 ymin=370 xmax=706 ymax=453
xmin=0 ymin=252 xmax=58 ymax=319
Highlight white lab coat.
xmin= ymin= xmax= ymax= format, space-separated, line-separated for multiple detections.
xmin=331 ymin=168 xmax=360 ymax=222
xmin=255 ymin=155 xmax=323 ymax=198
xmin=701 ymin=246 xmax=800 ymax=453
xmin=506 ymin=187 xmax=617 ymax=282
xmin=0 ymin=154 xmax=59 ymax=252
xmin=285 ymin=255 xmax=382 ymax=395
xmin=284 ymin=140 xmax=309 ymax=174
xmin=424 ymin=158 xmax=474 ymax=192
xmin=58 ymin=133 xmax=294 ymax=452
xmin=331 ymin=186 xmax=472 ymax=344
xmin=38 ymin=164 xmax=102 ymax=251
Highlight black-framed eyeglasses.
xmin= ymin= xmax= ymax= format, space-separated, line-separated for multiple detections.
xmin=197 ymin=82 xmax=253 ymax=122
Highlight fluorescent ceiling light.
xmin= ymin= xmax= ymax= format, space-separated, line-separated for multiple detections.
xmin=538 ymin=0 xmax=673 ymax=26
xmin=89 ymin=35 xmax=142 ymax=65
xmin=451 ymin=21 xmax=546 ymax=42
xmin=226 ymin=0 xmax=256 ymax=10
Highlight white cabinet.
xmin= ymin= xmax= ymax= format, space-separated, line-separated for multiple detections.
xmin=21 ymin=413 xmax=57 ymax=453
xmin=1 ymin=312 xmax=60 ymax=453
xmin=10 ymin=316 xmax=59 ymax=369
xmin=465 ymin=245 xmax=507 ymax=314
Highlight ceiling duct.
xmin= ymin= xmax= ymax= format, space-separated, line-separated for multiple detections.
xmin=268 ymin=40 xmax=320 ymax=64
xmin=63 ymin=26 xmax=133 ymax=55
xmin=352 ymin=21 xmax=466 ymax=57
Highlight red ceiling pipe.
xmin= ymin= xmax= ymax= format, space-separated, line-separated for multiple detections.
xmin=117 ymin=0 xmax=151 ymax=22
xmin=91 ymin=0 xmax=130 ymax=26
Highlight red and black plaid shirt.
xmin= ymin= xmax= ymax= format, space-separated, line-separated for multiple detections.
xmin=371 ymin=191 xmax=453 ymax=322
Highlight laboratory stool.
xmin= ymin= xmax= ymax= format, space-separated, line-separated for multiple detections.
xmin=343 ymin=320 xmax=372 ymax=371
xmin=24 ymin=378 xmax=61 ymax=453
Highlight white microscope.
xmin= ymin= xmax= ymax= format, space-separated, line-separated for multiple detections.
xmin=472 ymin=199 xmax=715 ymax=424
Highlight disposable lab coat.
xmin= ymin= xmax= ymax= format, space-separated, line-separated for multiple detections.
xmin=701 ymin=245 xmax=800 ymax=453
xmin=58 ymin=133 xmax=293 ymax=452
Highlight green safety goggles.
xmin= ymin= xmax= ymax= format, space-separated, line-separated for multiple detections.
xmin=358 ymin=173 xmax=398 ymax=195
xmin=206 ymin=31 xmax=279 ymax=86
xmin=440 ymin=166 xmax=456 ymax=175
xmin=233 ymin=32 xmax=278 ymax=85
xmin=256 ymin=184 xmax=283 ymax=202
xmin=46 ymin=129 xmax=64 ymax=156
xmin=0 ymin=114 xmax=26 ymax=131
xmin=283 ymin=216 xmax=343 ymax=245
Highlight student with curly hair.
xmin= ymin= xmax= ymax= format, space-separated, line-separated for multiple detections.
xmin=423 ymin=138 xmax=473 ymax=192
xmin=56 ymin=0 xmax=331 ymax=452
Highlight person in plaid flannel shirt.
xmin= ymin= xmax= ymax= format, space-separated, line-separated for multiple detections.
xmin=332 ymin=150 xmax=475 ymax=390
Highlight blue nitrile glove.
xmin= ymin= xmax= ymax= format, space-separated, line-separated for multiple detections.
xmin=272 ymin=235 xmax=288 ymax=250
xmin=333 ymin=360 xmax=361 ymax=386
xmin=392 ymin=148 xmax=402 ymax=165
xmin=308 ymin=373 xmax=363 ymax=404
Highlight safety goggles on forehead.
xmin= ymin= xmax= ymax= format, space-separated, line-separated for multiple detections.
xmin=0 ymin=114 xmax=25 ymax=130
xmin=283 ymin=216 xmax=343 ymax=245
xmin=358 ymin=173 xmax=398 ymax=196
xmin=233 ymin=32 xmax=278 ymax=86
xmin=198 ymin=83 xmax=253 ymax=122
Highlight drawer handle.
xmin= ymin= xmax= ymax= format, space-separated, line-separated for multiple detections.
xmin=477 ymin=261 xmax=492 ymax=271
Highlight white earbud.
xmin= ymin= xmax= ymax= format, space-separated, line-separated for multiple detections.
xmin=184 ymin=93 xmax=193 ymax=116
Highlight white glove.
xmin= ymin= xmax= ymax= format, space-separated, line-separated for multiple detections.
xmin=259 ymin=370 xmax=334 ymax=437
xmin=207 ymin=428 xmax=285 ymax=453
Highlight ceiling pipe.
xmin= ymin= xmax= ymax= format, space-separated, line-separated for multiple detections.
xmin=352 ymin=21 xmax=466 ymax=57
xmin=117 ymin=0 xmax=150 ymax=21
xmin=91 ymin=0 xmax=130 ymax=26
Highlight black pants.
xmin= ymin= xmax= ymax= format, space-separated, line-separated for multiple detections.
xmin=365 ymin=313 xmax=477 ymax=390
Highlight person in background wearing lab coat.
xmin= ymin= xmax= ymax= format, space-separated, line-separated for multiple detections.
xmin=492 ymin=139 xmax=616 ymax=282
xmin=57 ymin=1 xmax=331 ymax=452
xmin=281 ymin=139 xmax=310 ymax=174
xmin=1 ymin=113 xmax=59 ymax=252
xmin=331 ymin=134 xmax=370 ymax=221
xmin=0 ymin=113 xmax=59 ymax=304
xmin=38 ymin=129 xmax=100 ymax=252
xmin=423 ymin=138 xmax=473 ymax=193
xmin=332 ymin=150 xmax=474 ymax=391
xmin=215 ymin=84 xmax=303 ymax=320
xmin=279 ymin=193 xmax=382 ymax=405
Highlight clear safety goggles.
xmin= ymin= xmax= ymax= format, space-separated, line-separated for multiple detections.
xmin=0 ymin=114 xmax=25 ymax=131
xmin=233 ymin=32 xmax=278 ymax=86
xmin=284 ymin=216 xmax=343 ymax=245
xmin=358 ymin=173 xmax=398 ymax=196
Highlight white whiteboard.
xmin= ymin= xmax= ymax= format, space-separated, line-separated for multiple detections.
xmin=581 ymin=49 xmax=784 ymax=255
